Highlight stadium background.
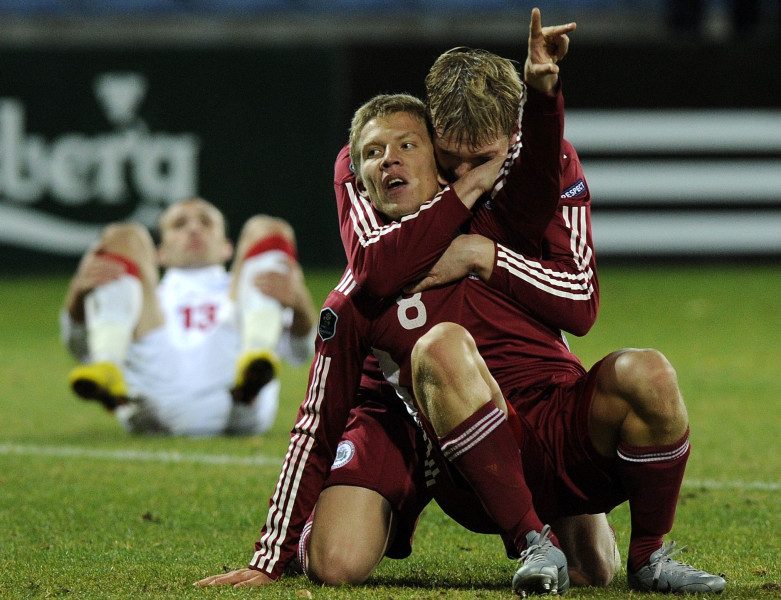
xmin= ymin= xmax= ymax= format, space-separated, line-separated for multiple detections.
xmin=0 ymin=0 xmax=779 ymax=272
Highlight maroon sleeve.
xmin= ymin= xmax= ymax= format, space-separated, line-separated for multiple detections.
xmin=334 ymin=143 xmax=473 ymax=298
xmin=471 ymin=84 xmax=564 ymax=258
xmin=486 ymin=140 xmax=599 ymax=336
xmin=248 ymin=270 xmax=370 ymax=579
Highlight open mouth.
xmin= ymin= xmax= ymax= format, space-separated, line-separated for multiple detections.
xmin=385 ymin=177 xmax=406 ymax=191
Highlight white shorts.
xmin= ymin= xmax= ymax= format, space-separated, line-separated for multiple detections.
xmin=117 ymin=325 xmax=279 ymax=436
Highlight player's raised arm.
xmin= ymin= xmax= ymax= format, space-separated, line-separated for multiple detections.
xmin=524 ymin=7 xmax=576 ymax=95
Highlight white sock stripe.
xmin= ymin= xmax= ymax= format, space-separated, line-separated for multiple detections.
xmin=443 ymin=410 xmax=505 ymax=461
xmin=617 ymin=440 xmax=691 ymax=464
xmin=440 ymin=408 xmax=505 ymax=461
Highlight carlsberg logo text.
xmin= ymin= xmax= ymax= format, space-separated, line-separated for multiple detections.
xmin=0 ymin=99 xmax=199 ymax=209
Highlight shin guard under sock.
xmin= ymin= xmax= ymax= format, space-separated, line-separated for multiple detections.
xmin=439 ymin=403 xmax=552 ymax=553
xmin=617 ymin=428 xmax=691 ymax=572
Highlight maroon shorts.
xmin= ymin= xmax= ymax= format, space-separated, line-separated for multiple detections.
xmin=426 ymin=362 xmax=627 ymax=544
xmin=323 ymin=397 xmax=433 ymax=559
xmin=509 ymin=361 xmax=627 ymax=522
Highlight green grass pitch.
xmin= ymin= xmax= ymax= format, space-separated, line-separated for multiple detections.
xmin=0 ymin=265 xmax=779 ymax=599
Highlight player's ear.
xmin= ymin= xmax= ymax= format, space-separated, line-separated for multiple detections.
xmin=356 ymin=177 xmax=369 ymax=197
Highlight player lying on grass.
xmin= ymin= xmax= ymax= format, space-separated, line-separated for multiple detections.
xmin=61 ymin=198 xmax=316 ymax=436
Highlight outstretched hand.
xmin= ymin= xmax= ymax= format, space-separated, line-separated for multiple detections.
xmin=524 ymin=7 xmax=576 ymax=95
xmin=194 ymin=567 xmax=274 ymax=588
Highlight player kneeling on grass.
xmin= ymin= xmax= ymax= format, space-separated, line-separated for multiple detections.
xmin=61 ymin=197 xmax=317 ymax=436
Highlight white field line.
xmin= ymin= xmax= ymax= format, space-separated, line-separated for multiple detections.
xmin=0 ymin=442 xmax=281 ymax=467
xmin=1 ymin=443 xmax=778 ymax=491
xmin=682 ymin=479 xmax=779 ymax=491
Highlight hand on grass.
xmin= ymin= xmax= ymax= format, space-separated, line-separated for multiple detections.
xmin=194 ymin=567 xmax=274 ymax=587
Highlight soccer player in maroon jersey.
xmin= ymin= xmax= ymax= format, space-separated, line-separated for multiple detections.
xmin=329 ymin=10 xmax=617 ymax=592
xmin=196 ymin=94 xmax=509 ymax=589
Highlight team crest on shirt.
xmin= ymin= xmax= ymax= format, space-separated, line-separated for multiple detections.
xmin=561 ymin=178 xmax=587 ymax=199
xmin=331 ymin=440 xmax=355 ymax=469
xmin=318 ymin=307 xmax=338 ymax=341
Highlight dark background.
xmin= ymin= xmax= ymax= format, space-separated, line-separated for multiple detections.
xmin=1 ymin=17 xmax=779 ymax=272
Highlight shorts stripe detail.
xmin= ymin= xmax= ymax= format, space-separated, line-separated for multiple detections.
xmin=440 ymin=408 xmax=505 ymax=462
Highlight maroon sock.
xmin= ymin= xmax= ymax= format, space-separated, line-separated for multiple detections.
xmin=616 ymin=428 xmax=691 ymax=572
xmin=439 ymin=403 xmax=552 ymax=552
xmin=297 ymin=508 xmax=315 ymax=576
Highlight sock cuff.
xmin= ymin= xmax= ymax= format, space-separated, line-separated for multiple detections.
xmin=244 ymin=235 xmax=297 ymax=262
xmin=439 ymin=403 xmax=505 ymax=461
xmin=298 ymin=519 xmax=312 ymax=576
xmin=96 ymin=251 xmax=141 ymax=278
xmin=617 ymin=427 xmax=690 ymax=464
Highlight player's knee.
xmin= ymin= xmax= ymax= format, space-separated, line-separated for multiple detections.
xmin=615 ymin=349 xmax=685 ymax=423
xmin=412 ymin=322 xmax=472 ymax=378
xmin=307 ymin=545 xmax=372 ymax=586
xmin=99 ymin=222 xmax=155 ymax=260
xmin=412 ymin=323 xmax=481 ymax=420
xmin=239 ymin=215 xmax=295 ymax=246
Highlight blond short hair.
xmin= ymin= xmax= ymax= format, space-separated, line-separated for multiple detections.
xmin=425 ymin=47 xmax=523 ymax=150
xmin=348 ymin=93 xmax=431 ymax=173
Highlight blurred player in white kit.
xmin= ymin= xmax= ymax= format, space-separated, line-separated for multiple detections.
xmin=61 ymin=197 xmax=317 ymax=436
